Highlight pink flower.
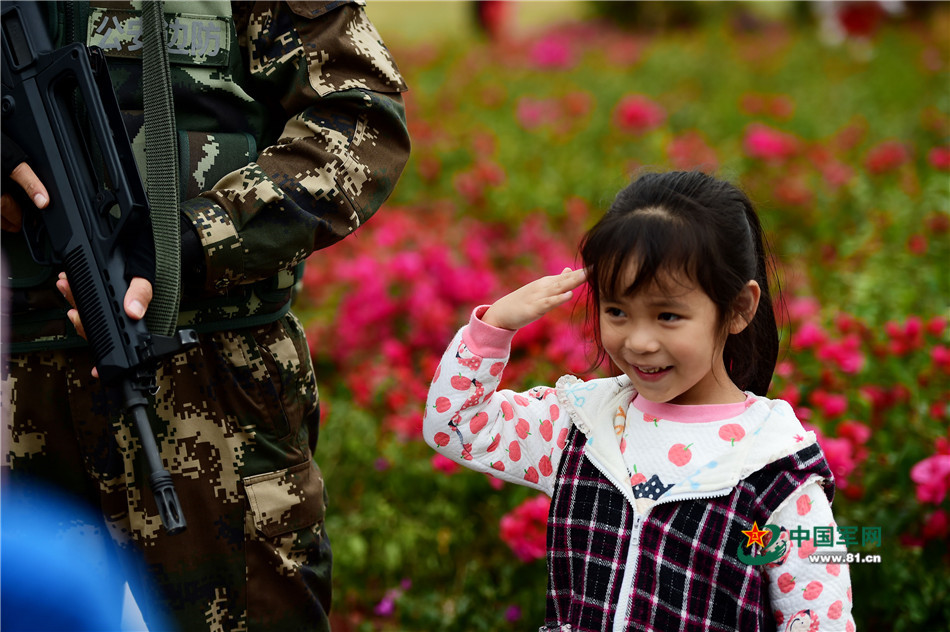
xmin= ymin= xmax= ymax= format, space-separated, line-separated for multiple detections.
xmin=666 ymin=130 xmax=719 ymax=171
xmin=927 ymin=316 xmax=947 ymax=337
xmin=820 ymin=434 xmax=858 ymax=489
xmin=786 ymin=296 xmax=822 ymax=323
xmin=864 ymin=140 xmax=911 ymax=174
xmin=777 ymin=384 xmax=801 ymax=408
xmin=910 ymin=454 xmax=950 ymax=504
xmin=932 ymin=345 xmax=950 ymax=373
xmin=530 ymin=35 xmax=574 ymax=69
xmin=816 ymin=334 xmax=866 ymax=374
xmin=499 ymin=495 xmax=551 ymax=562
xmin=516 ymin=97 xmax=559 ymax=130
xmin=885 ymin=316 xmax=925 ymax=356
xmin=431 ymin=453 xmax=461 ymax=474
xmin=775 ymin=361 xmax=795 ymax=378
xmin=613 ymin=95 xmax=667 ymax=134
xmin=837 ymin=420 xmax=871 ymax=447
xmin=928 ymin=146 xmax=950 ymax=171
xmin=743 ymin=123 xmax=799 ymax=161
xmin=821 ymin=160 xmax=855 ymax=189
xmin=810 ymin=390 xmax=848 ymax=418
xmin=791 ymin=321 xmax=828 ymax=350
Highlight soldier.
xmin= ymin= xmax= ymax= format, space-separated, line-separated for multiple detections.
xmin=1 ymin=1 xmax=410 ymax=630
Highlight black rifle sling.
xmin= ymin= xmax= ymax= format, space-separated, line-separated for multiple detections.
xmin=142 ymin=0 xmax=181 ymax=336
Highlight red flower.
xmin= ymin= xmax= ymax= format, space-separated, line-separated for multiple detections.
xmin=835 ymin=1 xmax=887 ymax=38
xmin=613 ymin=95 xmax=667 ymax=134
xmin=922 ymin=510 xmax=949 ymax=541
xmin=791 ymin=321 xmax=828 ymax=350
xmin=816 ymin=334 xmax=866 ymax=374
xmin=530 ymin=35 xmax=574 ymax=70
xmin=837 ymin=420 xmax=871 ymax=446
xmin=743 ymin=123 xmax=799 ymax=162
xmin=431 ymin=453 xmax=460 ymax=474
xmin=932 ymin=345 xmax=950 ymax=373
xmin=810 ymin=390 xmax=848 ymax=418
xmin=667 ymin=130 xmax=719 ymax=171
xmin=906 ymin=234 xmax=928 ymax=255
xmin=885 ymin=316 xmax=925 ymax=356
xmin=864 ymin=140 xmax=911 ymax=174
xmin=927 ymin=316 xmax=947 ymax=337
xmin=910 ymin=454 xmax=950 ymax=504
xmin=500 ymin=495 xmax=551 ymax=562
xmin=928 ymin=146 xmax=950 ymax=171
xmin=516 ymin=97 xmax=559 ymax=130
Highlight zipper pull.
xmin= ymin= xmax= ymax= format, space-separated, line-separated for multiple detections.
xmin=631 ymin=512 xmax=644 ymax=546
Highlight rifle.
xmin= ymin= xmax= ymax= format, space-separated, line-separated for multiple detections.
xmin=1 ymin=1 xmax=193 ymax=534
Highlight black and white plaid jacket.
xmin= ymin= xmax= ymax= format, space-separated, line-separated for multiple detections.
xmin=542 ymin=426 xmax=834 ymax=632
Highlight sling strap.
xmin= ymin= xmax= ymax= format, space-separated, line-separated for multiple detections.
xmin=141 ymin=0 xmax=181 ymax=336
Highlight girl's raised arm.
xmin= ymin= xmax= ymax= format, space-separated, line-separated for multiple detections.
xmin=423 ymin=269 xmax=586 ymax=493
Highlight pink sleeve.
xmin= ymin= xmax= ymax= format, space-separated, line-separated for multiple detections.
xmin=462 ymin=305 xmax=516 ymax=358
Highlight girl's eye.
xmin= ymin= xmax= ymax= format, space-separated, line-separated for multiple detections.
xmin=658 ymin=312 xmax=680 ymax=322
xmin=604 ymin=307 xmax=625 ymax=318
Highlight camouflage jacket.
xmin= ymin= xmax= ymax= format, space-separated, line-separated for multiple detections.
xmin=4 ymin=0 xmax=410 ymax=350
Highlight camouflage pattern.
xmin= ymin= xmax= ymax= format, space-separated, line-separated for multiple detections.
xmin=3 ymin=2 xmax=410 ymax=630
xmin=4 ymin=0 xmax=410 ymax=347
xmin=3 ymin=314 xmax=332 ymax=631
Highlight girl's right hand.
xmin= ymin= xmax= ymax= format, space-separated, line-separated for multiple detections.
xmin=482 ymin=267 xmax=587 ymax=330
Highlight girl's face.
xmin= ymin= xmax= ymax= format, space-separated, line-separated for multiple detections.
xmin=598 ymin=261 xmax=751 ymax=406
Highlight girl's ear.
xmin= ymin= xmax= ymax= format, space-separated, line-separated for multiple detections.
xmin=729 ymin=280 xmax=761 ymax=335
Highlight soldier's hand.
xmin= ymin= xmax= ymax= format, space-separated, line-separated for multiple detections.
xmin=2 ymin=133 xmax=50 ymax=232
xmin=58 ymin=273 xmax=154 ymax=378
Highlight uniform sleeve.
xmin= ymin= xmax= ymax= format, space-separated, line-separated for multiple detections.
xmin=183 ymin=1 xmax=410 ymax=293
xmin=423 ymin=307 xmax=574 ymax=495
xmin=766 ymin=482 xmax=856 ymax=632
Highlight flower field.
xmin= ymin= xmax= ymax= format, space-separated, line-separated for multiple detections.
xmin=296 ymin=4 xmax=949 ymax=630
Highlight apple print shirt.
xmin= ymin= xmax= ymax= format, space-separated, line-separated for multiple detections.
xmin=425 ymin=307 xmax=855 ymax=631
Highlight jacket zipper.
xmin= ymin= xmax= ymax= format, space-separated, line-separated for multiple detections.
xmin=595 ymin=450 xmax=733 ymax=632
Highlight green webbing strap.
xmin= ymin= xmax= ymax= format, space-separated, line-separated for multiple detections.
xmin=142 ymin=0 xmax=181 ymax=336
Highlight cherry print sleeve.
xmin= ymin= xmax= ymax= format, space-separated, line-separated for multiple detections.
xmin=767 ymin=482 xmax=856 ymax=632
xmin=423 ymin=307 xmax=573 ymax=495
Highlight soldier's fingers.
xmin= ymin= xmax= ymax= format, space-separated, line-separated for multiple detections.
xmin=8 ymin=162 xmax=49 ymax=209
xmin=66 ymin=308 xmax=86 ymax=340
xmin=124 ymin=277 xmax=153 ymax=320
xmin=57 ymin=273 xmax=75 ymax=308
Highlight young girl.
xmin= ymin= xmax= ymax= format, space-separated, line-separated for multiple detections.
xmin=424 ymin=171 xmax=855 ymax=631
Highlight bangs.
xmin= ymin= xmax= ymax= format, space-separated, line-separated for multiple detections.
xmin=584 ymin=208 xmax=701 ymax=303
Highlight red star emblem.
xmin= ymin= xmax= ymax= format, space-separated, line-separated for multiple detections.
xmin=742 ymin=521 xmax=770 ymax=548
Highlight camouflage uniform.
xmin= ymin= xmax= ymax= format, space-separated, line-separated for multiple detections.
xmin=2 ymin=1 xmax=409 ymax=630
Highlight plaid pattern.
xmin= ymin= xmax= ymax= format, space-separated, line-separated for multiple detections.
xmin=546 ymin=427 xmax=834 ymax=631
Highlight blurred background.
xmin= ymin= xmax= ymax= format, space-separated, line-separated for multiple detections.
xmin=294 ymin=2 xmax=949 ymax=630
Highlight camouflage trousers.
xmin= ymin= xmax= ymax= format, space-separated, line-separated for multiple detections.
xmin=1 ymin=313 xmax=331 ymax=632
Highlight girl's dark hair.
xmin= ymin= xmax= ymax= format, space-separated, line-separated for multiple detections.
xmin=580 ymin=170 xmax=779 ymax=395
